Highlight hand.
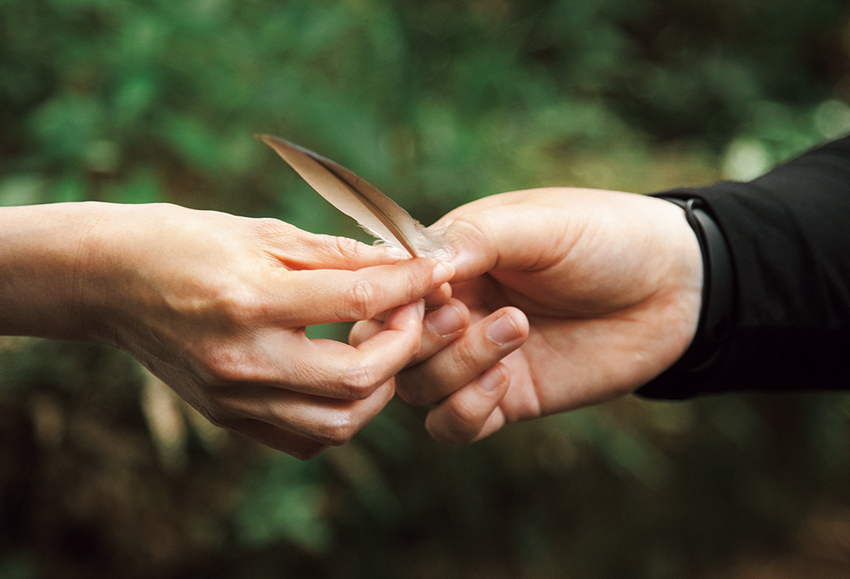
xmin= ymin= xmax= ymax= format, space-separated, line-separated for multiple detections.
xmin=0 ymin=202 xmax=455 ymax=458
xmin=351 ymin=188 xmax=703 ymax=444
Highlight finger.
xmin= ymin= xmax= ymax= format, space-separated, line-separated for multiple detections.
xmin=349 ymin=299 xmax=470 ymax=358
xmin=432 ymin=190 xmax=584 ymax=282
xmin=355 ymin=281 xmax=453 ymax=327
xmin=261 ymin=223 xmax=406 ymax=270
xmin=278 ymin=259 xmax=454 ymax=325
xmin=228 ymin=419 xmax=329 ymax=459
xmin=424 ymin=363 xmax=510 ymax=444
xmin=203 ymin=301 xmax=424 ymax=400
xmin=396 ymin=306 xmax=528 ymax=406
xmin=418 ymin=299 xmax=471 ymax=361
xmin=283 ymin=300 xmax=425 ymax=399
xmin=223 ymin=380 xmax=396 ymax=449
xmin=424 ymin=282 xmax=452 ymax=310
xmin=349 ymin=317 xmax=381 ymax=348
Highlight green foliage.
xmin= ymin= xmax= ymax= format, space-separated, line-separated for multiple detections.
xmin=3 ymin=0 xmax=850 ymax=578
xmin=235 ymin=452 xmax=332 ymax=554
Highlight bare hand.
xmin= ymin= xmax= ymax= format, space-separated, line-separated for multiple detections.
xmin=0 ymin=202 xmax=455 ymax=458
xmin=351 ymin=188 xmax=703 ymax=444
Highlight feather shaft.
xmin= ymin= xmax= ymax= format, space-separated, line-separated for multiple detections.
xmin=258 ymin=134 xmax=449 ymax=258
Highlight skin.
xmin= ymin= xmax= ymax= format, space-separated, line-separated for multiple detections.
xmin=351 ymin=188 xmax=704 ymax=445
xmin=0 ymin=202 xmax=454 ymax=458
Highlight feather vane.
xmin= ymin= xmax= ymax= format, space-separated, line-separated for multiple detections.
xmin=258 ymin=134 xmax=450 ymax=259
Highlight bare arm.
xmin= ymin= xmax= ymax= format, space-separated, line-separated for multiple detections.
xmin=0 ymin=202 xmax=454 ymax=457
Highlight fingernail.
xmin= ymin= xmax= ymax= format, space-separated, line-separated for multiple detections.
xmin=432 ymin=261 xmax=455 ymax=285
xmin=416 ymin=299 xmax=425 ymax=320
xmin=426 ymin=303 xmax=466 ymax=337
xmin=478 ymin=366 xmax=506 ymax=393
xmin=486 ymin=313 xmax=521 ymax=346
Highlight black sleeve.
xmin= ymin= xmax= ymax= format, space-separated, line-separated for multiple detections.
xmin=638 ymin=136 xmax=850 ymax=399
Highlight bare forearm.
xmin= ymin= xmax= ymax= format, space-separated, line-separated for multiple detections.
xmin=0 ymin=202 xmax=107 ymax=340
xmin=0 ymin=200 xmax=456 ymax=456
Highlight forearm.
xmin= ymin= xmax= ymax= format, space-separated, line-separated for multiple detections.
xmin=0 ymin=201 xmax=456 ymax=456
xmin=0 ymin=202 xmax=108 ymax=341
xmin=640 ymin=136 xmax=850 ymax=398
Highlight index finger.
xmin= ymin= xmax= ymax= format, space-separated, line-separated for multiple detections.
xmin=277 ymin=258 xmax=454 ymax=326
xmin=276 ymin=300 xmax=427 ymax=400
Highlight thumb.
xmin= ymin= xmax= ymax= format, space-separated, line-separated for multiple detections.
xmin=436 ymin=203 xmax=569 ymax=283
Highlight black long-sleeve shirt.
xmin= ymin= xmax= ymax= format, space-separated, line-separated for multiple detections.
xmin=638 ymin=137 xmax=850 ymax=399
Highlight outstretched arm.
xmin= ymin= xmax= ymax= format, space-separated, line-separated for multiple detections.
xmin=353 ymin=136 xmax=850 ymax=445
xmin=0 ymin=202 xmax=454 ymax=458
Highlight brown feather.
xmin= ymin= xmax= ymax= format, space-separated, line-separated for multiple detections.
xmin=258 ymin=134 xmax=449 ymax=258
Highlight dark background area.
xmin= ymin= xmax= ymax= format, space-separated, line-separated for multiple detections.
xmin=2 ymin=0 xmax=850 ymax=577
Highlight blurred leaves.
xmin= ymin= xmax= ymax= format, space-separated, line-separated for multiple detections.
xmin=3 ymin=0 xmax=850 ymax=578
xmin=235 ymin=452 xmax=332 ymax=555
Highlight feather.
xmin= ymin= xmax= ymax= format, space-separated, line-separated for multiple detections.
xmin=258 ymin=134 xmax=450 ymax=259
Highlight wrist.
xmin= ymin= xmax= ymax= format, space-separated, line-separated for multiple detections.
xmin=637 ymin=195 xmax=736 ymax=400
xmin=0 ymin=202 xmax=112 ymax=341
xmin=662 ymin=197 xmax=735 ymax=371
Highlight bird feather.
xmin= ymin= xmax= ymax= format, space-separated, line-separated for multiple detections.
xmin=258 ymin=134 xmax=450 ymax=259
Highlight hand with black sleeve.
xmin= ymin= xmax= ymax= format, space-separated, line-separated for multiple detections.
xmin=351 ymin=137 xmax=850 ymax=444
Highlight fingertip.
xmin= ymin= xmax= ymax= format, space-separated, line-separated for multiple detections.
xmin=431 ymin=260 xmax=455 ymax=285
xmin=351 ymin=300 xmax=425 ymax=380
xmin=425 ymin=299 xmax=470 ymax=338
xmin=349 ymin=295 xmax=433 ymax=349
xmin=424 ymin=363 xmax=510 ymax=445
xmin=397 ymin=304 xmax=521 ymax=404
xmin=380 ymin=300 xmax=425 ymax=345
xmin=348 ymin=318 xmax=381 ymax=348
xmin=439 ymin=220 xmax=498 ymax=280
xmin=424 ymin=282 xmax=452 ymax=309
xmin=486 ymin=307 xmax=530 ymax=347
xmin=476 ymin=362 xmax=510 ymax=395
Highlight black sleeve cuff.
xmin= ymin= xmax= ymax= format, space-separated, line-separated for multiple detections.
xmin=636 ymin=194 xmax=736 ymax=400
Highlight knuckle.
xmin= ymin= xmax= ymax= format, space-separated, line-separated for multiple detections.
xmin=202 ymin=360 xmax=233 ymax=384
xmin=338 ymin=363 xmax=381 ymax=399
xmin=252 ymin=217 xmax=294 ymax=242
xmin=342 ymin=279 xmax=379 ymax=320
xmin=449 ymin=219 xmax=491 ymax=251
xmin=333 ymin=235 xmax=365 ymax=258
xmin=403 ymin=258 xmax=436 ymax=292
xmin=452 ymin=339 xmax=482 ymax=373
xmin=321 ymin=413 xmax=359 ymax=446
xmin=445 ymin=395 xmax=482 ymax=430
xmin=200 ymin=347 xmax=250 ymax=384
xmin=218 ymin=287 xmax=267 ymax=329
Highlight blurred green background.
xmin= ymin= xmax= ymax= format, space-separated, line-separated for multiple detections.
xmin=3 ymin=0 xmax=850 ymax=577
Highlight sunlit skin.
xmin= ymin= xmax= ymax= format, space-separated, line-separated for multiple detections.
xmin=0 ymin=202 xmax=454 ymax=458
xmin=351 ymin=188 xmax=704 ymax=444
